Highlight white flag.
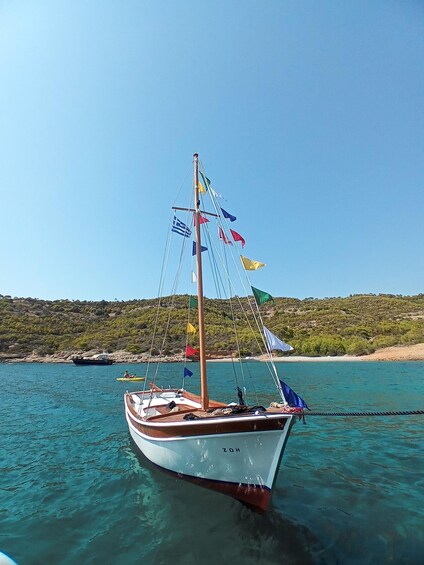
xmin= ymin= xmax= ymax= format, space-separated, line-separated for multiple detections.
xmin=263 ymin=326 xmax=293 ymax=352
xmin=210 ymin=187 xmax=225 ymax=200
xmin=191 ymin=271 xmax=197 ymax=283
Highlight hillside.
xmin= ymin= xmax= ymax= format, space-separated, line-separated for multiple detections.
xmin=1 ymin=293 xmax=424 ymax=360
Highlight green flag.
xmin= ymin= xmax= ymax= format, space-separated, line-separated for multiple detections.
xmin=252 ymin=286 xmax=274 ymax=306
xmin=199 ymin=171 xmax=211 ymax=189
xmin=189 ymin=296 xmax=198 ymax=308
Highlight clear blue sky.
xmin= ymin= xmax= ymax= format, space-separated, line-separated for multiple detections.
xmin=1 ymin=0 xmax=423 ymax=301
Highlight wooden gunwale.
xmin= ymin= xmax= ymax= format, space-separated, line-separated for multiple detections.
xmin=125 ymin=396 xmax=291 ymax=439
xmin=125 ymin=394 xmax=294 ymax=423
xmin=126 ymin=411 xmax=289 ymax=439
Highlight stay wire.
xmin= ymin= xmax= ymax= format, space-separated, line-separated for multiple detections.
xmin=198 ymin=160 xmax=283 ymax=399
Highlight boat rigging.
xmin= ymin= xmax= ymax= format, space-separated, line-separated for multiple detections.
xmin=123 ymin=154 xmax=307 ymax=511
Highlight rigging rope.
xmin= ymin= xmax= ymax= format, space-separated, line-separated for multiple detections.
xmin=197 ymin=159 xmax=284 ymax=402
xmin=302 ymin=410 xmax=424 ymax=417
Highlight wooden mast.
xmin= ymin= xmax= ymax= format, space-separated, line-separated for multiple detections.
xmin=193 ymin=153 xmax=209 ymax=410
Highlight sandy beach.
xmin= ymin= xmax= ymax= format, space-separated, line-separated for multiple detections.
xmin=261 ymin=343 xmax=424 ymax=362
xmin=361 ymin=343 xmax=424 ymax=361
xmin=264 ymin=344 xmax=424 ymax=362
xmin=208 ymin=343 xmax=424 ymax=363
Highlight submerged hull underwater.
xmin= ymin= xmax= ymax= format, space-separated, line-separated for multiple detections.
xmin=125 ymin=389 xmax=295 ymax=511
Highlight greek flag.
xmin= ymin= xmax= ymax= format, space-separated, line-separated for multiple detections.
xmin=172 ymin=216 xmax=191 ymax=237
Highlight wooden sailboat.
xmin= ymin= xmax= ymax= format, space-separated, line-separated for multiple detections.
xmin=124 ymin=154 xmax=306 ymax=511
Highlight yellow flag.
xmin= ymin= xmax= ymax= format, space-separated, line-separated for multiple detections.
xmin=187 ymin=322 xmax=196 ymax=334
xmin=198 ymin=181 xmax=206 ymax=193
xmin=240 ymin=255 xmax=266 ymax=271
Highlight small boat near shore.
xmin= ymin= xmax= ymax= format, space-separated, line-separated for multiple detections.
xmin=72 ymin=353 xmax=114 ymax=366
xmin=116 ymin=376 xmax=145 ymax=382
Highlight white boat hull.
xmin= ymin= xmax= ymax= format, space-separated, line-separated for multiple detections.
xmin=125 ymin=395 xmax=294 ymax=510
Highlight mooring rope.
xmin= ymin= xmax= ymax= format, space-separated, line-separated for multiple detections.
xmin=303 ymin=410 xmax=424 ymax=417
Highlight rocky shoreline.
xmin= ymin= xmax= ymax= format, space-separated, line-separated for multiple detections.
xmin=2 ymin=343 xmax=424 ymax=363
xmin=0 ymin=350 xmax=184 ymax=364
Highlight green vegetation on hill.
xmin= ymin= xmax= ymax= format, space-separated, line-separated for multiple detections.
xmin=1 ymin=293 xmax=424 ymax=358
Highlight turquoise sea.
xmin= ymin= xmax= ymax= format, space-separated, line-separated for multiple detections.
xmin=1 ymin=361 xmax=423 ymax=564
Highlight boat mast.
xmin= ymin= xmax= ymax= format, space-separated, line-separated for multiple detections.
xmin=193 ymin=153 xmax=209 ymax=410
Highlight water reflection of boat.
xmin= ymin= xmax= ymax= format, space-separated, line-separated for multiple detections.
xmin=72 ymin=353 xmax=114 ymax=365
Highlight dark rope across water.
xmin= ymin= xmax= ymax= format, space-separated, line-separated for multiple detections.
xmin=302 ymin=410 xmax=424 ymax=417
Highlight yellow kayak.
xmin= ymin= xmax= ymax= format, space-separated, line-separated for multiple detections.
xmin=116 ymin=377 xmax=146 ymax=382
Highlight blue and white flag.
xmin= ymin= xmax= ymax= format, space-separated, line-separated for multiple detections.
xmin=172 ymin=216 xmax=191 ymax=237
xmin=279 ymin=379 xmax=309 ymax=410
xmin=183 ymin=367 xmax=193 ymax=378
xmin=263 ymin=326 xmax=293 ymax=352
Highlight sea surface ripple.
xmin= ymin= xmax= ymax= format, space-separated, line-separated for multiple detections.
xmin=0 ymin=362 xmax=423 ymax=564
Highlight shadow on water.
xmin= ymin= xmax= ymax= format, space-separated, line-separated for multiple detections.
xmin=127 ymin=438 xmax=330 ymax=565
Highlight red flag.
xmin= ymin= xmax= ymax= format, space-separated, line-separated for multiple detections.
xmin=218 ymin=227 xmax=232 ymax=245
xmin=194 ymin=214 xmax=209 ymax=226
xmin=230 ymin=229 xmax=245 ymax=248
xmin=185 ymin=345 xmax=199 ymax=358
